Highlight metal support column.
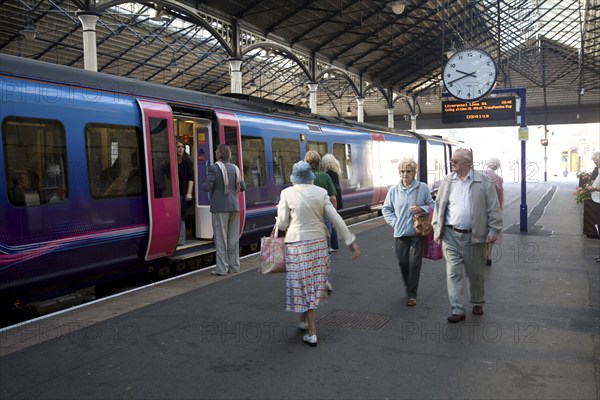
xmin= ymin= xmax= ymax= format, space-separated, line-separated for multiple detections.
xmin=387 ymin=107 xmax=394 ymax=128
xmin=308 ymin=82 xmax=318 ymax=114
xmin=78 ymin=12 xmax=99 ymax=72
xmin=229 ymin=59 xmax=243 ymax=94
xmin=356 ymin=97 xmax=365 ymax=122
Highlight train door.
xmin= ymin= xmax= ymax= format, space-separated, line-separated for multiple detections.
xmin=569 ymin=149 xmax=579 ymax=173
xmin=210 ymin=112 xmax=246 ymax=236
xmin=370 ymin=133 xmax=385 ymax=205
xmin=136 ymin=100 xmax=179 ymax=260
xmin=187 ymin=118 xmax=213 ymax=239
xmin=172 ymin=117 xmax=212 ymax=242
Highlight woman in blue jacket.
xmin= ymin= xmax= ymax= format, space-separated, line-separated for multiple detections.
xmin=382 ymin=157 xmax=434 ymax=307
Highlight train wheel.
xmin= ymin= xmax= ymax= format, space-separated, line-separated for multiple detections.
xmin=240 ymin=245 xmax=250 ymax=256
xmin=189 ymin=259 xmax=202 ymax=271
xmin=203 ymin=253 xmax=214 ymax=266
xmin=174 ymin=261 xmax=187 ymax=274
xmin=157 ymin=262 xmax=171 ymax=279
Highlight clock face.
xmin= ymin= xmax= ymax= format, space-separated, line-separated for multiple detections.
xmin=443 ymin=49 xmax=497 ymax=101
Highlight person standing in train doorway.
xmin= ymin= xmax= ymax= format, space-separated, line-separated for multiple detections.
xmin=432 ymin=149 xmax=502 ymax=323
xmin=382 ymin=157 xmax=434 ymax=307
xmin=304 ymin=151 xmax=337 ymax=292
xmin=177 ymin=140 xmax=194 ymax=246
xmin=202 ymin=144 xmax=246 ymax=275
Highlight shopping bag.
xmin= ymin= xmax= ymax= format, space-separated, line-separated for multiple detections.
xmin=258 ymin=227 xmax=286 ymax=274
xmin=422 ymin=232 xmax=443 ymax=261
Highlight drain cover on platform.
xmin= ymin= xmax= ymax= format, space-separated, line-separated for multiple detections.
xmin=319 ymin=309 xmax=391 ymax=330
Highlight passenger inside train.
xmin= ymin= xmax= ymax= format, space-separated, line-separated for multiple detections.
xmin=8 ymin=170 xmax=35 ymax=207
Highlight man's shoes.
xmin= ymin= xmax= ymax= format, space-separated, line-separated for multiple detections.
xmin=303 ymin=334 xmax=317 ymax=347
xmin=211 ymin=271 xmax=227 ymax=276
xmin=407 ymin=298 xmax=417 ymax=306
xmin=486 ymin=259 xmax=492 ymax=266
xmin=472 ymin=305 xmax=484 ymax=315
xmin=447 ymin=314 xmax=466 ymax=323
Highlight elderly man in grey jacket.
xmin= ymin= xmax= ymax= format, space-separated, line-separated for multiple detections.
xmin=432 ymin=148 xmax=502 ymax=323
xmin=202 ymin=144 xmax=246 ymax=275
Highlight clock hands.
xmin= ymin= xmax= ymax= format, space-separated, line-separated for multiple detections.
xmin=446 ymin=70 xmax=477 ymax=85
xmin=456 ymin=70 xmax=477 ymax=78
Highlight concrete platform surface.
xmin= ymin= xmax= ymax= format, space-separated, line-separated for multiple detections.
xmin=0 ymin=180 xmax=598 ymax=400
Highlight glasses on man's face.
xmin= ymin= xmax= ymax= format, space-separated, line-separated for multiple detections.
xmin=399 ymin=170 xmax=414 ymax=174
xmin=450 ymin=159 xmax=465 ymax=165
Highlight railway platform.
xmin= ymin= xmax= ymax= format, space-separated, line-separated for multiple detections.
xmin=1 ymin=180 xmax=598 ymax=400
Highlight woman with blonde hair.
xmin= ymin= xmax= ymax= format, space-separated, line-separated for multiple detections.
xmin=382 ymin=157 xmax=434 ymax=306
xmin=321 ymin=154 xmax=343 ymax=252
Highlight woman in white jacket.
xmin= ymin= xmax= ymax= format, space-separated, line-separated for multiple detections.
xmin=275 ymin=161 xmax=360 ymax=347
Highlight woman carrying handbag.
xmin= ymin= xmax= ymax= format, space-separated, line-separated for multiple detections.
xmin=275 ymin=161 xmax=360 ymax=348
xmin=382 ymin=157 xmax=434 ymax=307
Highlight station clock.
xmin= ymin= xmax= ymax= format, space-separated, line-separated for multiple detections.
xmin=443 ymin=48 xmax=497 ymax=102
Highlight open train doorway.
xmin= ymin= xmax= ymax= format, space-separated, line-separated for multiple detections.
xmin=173 ymin=117 xmax=213 ymax=243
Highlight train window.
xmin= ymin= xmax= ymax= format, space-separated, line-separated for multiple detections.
xmin=272 ymin=138 xmax=300 ymax=185
xmin=426 ymin=143 xmax=446 ymax=194
xmin=307 ymin=141 xmax=328 ymax=156
xmin=2 ymin=117 xmax=68 ymax=207
xmin=241 ymin=136 xmax=265 ymax=188
xmin=149 ymin=118 xmax=173 ymax=199
xmin=85 ymin=123 xmax=143 ymax=199
xmin=224 ymin=126 xmax=240 ymax=166
xmin=332 ymin=143 xmax=352 ymax=180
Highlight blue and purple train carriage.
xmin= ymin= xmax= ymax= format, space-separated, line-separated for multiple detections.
xmin=0 ymin=54 xmax=455 ymax=311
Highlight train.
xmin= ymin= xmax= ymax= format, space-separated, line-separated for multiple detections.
xmin=560 ymin=147 xmax=597 ymax=176
xmin=0 ymin=53 xmax=456 ymax=312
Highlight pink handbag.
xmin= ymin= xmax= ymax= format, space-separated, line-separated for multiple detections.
xmin=421 ymin=206 xmax=442 ymax=260
xmin=422 ymin=233 xmax=443 ymax=260
xmin=258 ymin=227 xmax=286 ymax=274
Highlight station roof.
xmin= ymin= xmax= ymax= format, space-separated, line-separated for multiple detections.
xmin=1 ymin=0 xmax=598 ymax=128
